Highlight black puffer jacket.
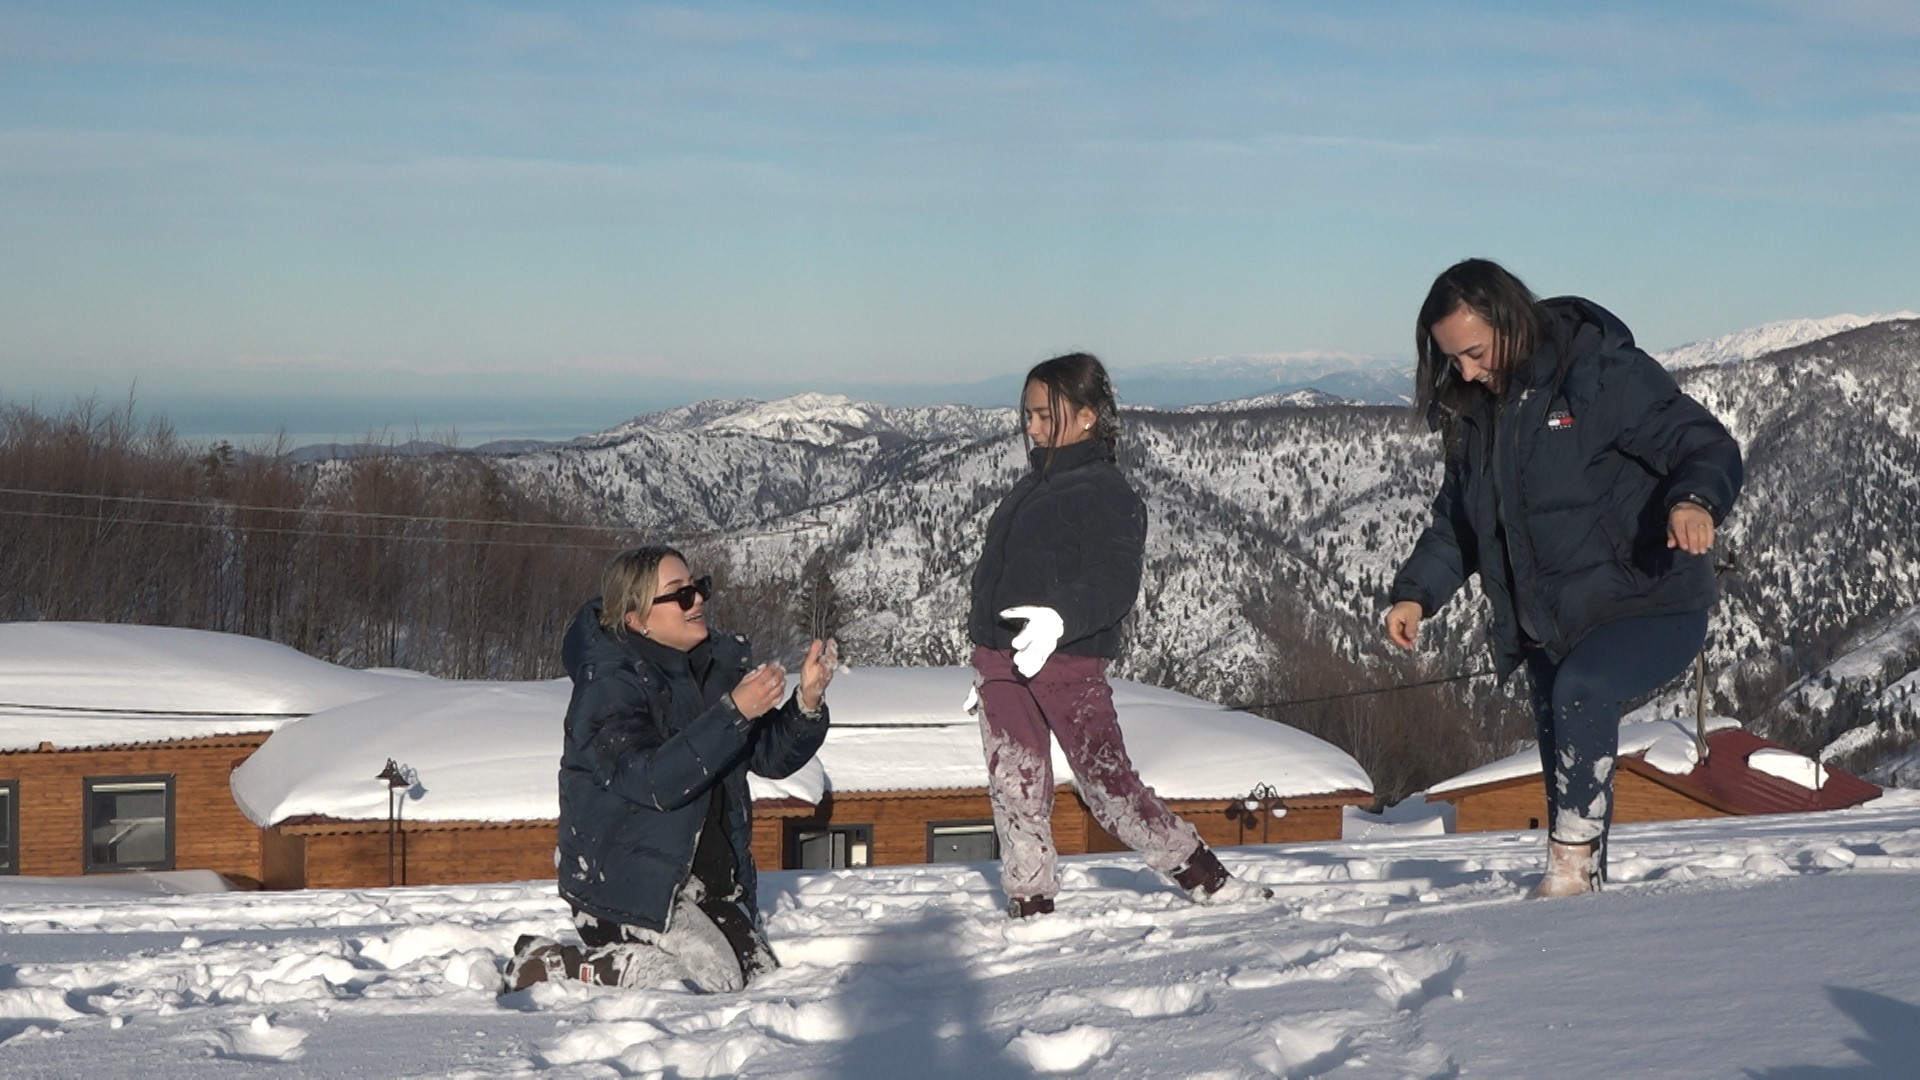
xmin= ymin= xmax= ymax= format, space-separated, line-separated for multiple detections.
xmin=1389 ymin=297 xmax=1743 ymax=677
xmin=968 ymin=439 xmax=1147 ymax=659
xmin=556 ymin=600 xmax=828 ymax=931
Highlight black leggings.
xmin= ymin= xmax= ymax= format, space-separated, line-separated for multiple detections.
xmin=1523 ymin=609 xmax=1709 ymax=873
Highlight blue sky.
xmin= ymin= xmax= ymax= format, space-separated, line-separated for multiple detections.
xmin=2 ymin=1 xmax=1916 ymax=443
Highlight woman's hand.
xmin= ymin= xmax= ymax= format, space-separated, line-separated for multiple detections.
xmin=729 ymin=662 xmax=788 ymax=721
xmin=799 ymin=638 xmax=839 ymax=714
xmin=1667 ymin=503 xmax=1716 ymax=555
xmin=1386 ymin=600 xmax=1424 ymax=650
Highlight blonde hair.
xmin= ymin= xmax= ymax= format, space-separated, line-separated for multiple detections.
xmin=598 ymin=545 xmax=685 ymax=634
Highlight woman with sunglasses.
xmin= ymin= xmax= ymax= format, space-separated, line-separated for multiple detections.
xmin=504 ymin=545 xmax=837 ymax=992
xmin=968 ymin=352 xmax=1268 ymax=918
xmin=1387 ymin=258 xmax=1741 ymax=896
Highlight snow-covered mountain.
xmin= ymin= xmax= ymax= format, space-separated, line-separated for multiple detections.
xmin=585 ymin=393 xmax=1010 ymax=449
xmin=1116 ymin=351 xmax=1411 ymax=407
xmin=478 ymin=316 xmax=1920 ymax=792
xmin=1655 ymin=312 xmax=1920 ymax=369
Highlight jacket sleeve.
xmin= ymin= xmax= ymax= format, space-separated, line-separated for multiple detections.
xmin=1603 ymin=351 xmax=1744 ymax=523
xmin=575 ymin=675 xmax=754 ymax=812
xmin=1045 ymin=485 xmax=1147 ymax=646
xmin=1389 ymin=442 xmax=1478 ymax=616
xmin=746 ymin=692 xmax=831 ymax=780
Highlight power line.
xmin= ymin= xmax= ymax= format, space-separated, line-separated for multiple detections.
xmin=1227 ymin=667 xmax=1497 ymax=711
xmin=0 ymin=505 xmax=633 ymax=553
xmin=0 ymin=484 xmax=624 ymax=533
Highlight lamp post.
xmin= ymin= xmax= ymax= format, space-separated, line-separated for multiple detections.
xmin=375 ymin=759 xmax=417 ymax=887
xmin=1225 ymin=783 xmax=1288 ymax=845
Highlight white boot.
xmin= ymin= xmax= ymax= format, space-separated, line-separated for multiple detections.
xmin=1531 ymin=840 xmax=1598 ymax=898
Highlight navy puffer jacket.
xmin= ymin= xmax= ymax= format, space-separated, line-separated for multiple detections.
xmin=968 ymin=438 xmax=1147 ymax=659
xmin=555 ymin=600 xmax=828 ymax=931
xmin=1389 ymin=297 xmax=1743 ymax=677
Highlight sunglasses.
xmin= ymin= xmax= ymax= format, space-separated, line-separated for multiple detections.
xmin=652 ymin=575 xmax=713 ymax=611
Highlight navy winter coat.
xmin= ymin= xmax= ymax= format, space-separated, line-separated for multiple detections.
xmin=968 ymin=438 xmax=1147 ymax=659
xmin=556 ymin=600 xmax=828 ymax=932
xmin=1389 ymin=297 xmax=1743 ymax=677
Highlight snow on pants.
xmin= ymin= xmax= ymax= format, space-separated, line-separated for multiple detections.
xmin=571 ymin=888 xmax=773 ymax=993
xmin=971 ymin=645 xmax=1203 ymax=902
xmin=1522 ymin=608 xmax=1709 ymax=870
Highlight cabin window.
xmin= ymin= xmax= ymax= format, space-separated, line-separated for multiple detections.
xmin=789 ymin=824 xmax=872 ymax=870
xmin=927 ymin=821 xmax=999 ymax=864
xmin=83 ymin=775 xmax=175 ymax=872
xmin=0 ymin=779 xmax=17 ymax=875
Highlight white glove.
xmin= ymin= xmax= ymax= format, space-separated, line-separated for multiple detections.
xmin=999 ymin=605 xmax=1064 ymax=678
xmin=962 ymin=685 xmax=981 ymax=715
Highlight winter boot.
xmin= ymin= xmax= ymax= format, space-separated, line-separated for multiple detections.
xmin=1007 ymin=895 xmax=1055 ymax=919
xmin=1531 ymin=840 xmax=1600 ymax=898
xmin=1173 ymin=846 xmax=1273 ymax=904
xmin=501 ymin=934 xmax=570 ymax=992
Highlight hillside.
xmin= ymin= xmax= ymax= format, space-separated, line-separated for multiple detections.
xmin=481 ymin=319 xmax=1920 ymax=793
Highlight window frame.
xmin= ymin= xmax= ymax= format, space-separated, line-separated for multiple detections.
xmin=786 ymin=822 xmax=874 ymax=870
xmin=0 ymin=778 xmax=17 ymax=875
xmin=925 ymin=819 xmax=1000 ymax=864
xmin=82 ymin=773 xmax=176 ymax=873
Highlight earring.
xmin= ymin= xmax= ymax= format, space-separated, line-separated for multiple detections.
xmin=1083 ymin=423 xmax=1092 ymax=430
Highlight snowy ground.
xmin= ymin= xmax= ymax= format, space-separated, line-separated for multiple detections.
xmin=7 ymin=799 xmax=1920 ymax=1078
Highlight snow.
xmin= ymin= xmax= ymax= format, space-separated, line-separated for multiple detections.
xmin=1749 ymin=748 xmax=1826 ymax=790
xmin=9 ymin=623 xmax=1920 ymax=1074
xmin=1654 ymin=312 xmax=1920 ymax=369
xmin=3 ymin=624 xmax=1366 ymax=830
xmin=1429 ymin=715 xmax=1743 ymax=794
xmin=6 ymin=798 xmax=1920 ymax=1075
xmin=820 ymin=666 xmax=1371 ymax=800
xmin=0 ymin=623 xmax=412 ymax=750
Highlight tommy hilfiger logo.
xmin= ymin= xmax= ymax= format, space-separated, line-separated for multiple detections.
xmin=1547 ymin=411 xmax=1575 ymax=430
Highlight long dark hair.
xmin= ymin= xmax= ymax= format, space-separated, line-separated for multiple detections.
xmin=1023 ymin=352 xmax=1121 ymax=465
xmin=1412 ymin=258 xmax=1554 ymax=430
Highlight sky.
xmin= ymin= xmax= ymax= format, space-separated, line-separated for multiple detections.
xmin=2 ymin=1 xmax=1917 ymax=445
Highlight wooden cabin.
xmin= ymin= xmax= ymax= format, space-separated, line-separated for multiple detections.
xmin=5 ymin=623 xmax=1374 ymax=890
xmin=1428 ymin=722 xmax=1881 ymax=834
xmin=0 ymin=726 xmax=274 ymax=884
xmin=239 ymin=665 xmax=1372 ymax=889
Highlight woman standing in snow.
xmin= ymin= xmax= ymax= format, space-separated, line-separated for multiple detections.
xmin=969 ymin=352 xmax=1267 ymax=918
xmin=505 ymin=545 xmax=837 ymax=992
xmin=1386 ymin=258 xmax=1742 ymax=896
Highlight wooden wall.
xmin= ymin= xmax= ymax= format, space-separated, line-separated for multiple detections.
xmin=0 ymin=737 xmax=267 ymax=882
xmin=761 ymin=791 xmax=1353 ymax=869
xmin=273 ymin=823 xmax=558 ymax=891
xmin=1445 ymin=772 xmax=1730 ymax=834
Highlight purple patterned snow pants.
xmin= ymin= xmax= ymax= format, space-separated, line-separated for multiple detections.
xmin=971 ymin=645 xmax=1202 ymax=902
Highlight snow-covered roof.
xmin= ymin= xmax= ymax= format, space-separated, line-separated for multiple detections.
xmin=1428 ymin=715 xmax=1745 ymax=795
xmin=0 ymin=622 xmax=1370 ymax=827
xmin=815 ymin=666 xmax=1372 ymax=801
xmin=0 ymin=622 xmax=416 ymax=751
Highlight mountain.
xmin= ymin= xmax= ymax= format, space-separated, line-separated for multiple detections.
xmin=1654 ymin=312 xmax=1920 ymax=369
xmin=477 ymin=317 xmax=1920 ymax=793
xmin=1118 ymin=351 xmax=1412 ymax=407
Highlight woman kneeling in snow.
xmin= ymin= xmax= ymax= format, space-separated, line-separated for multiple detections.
xmin=968 ymin=352 xmax=1269 ymax=918
xmin=504 ymin=545 xmax=837 ymax=992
